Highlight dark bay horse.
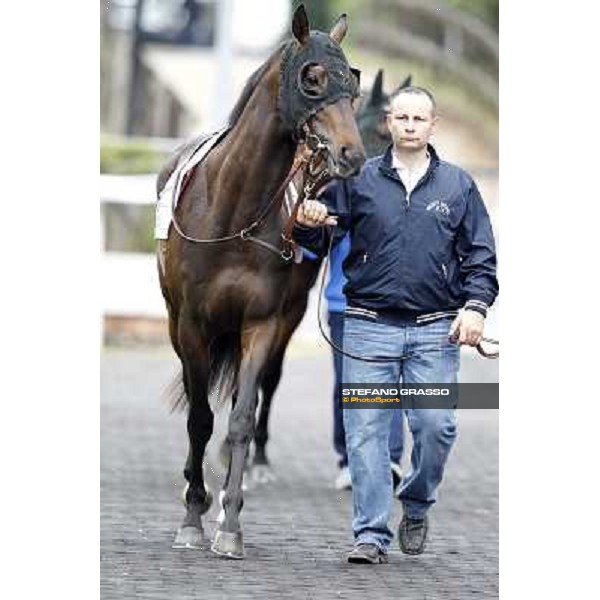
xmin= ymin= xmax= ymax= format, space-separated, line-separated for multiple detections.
xmin=157 ymin=5 xmax=365 ymax=559
xmin=357 ymin=69 xmax=412 ymax=156
xmin=248 ymin=68 xmax=414 ymax=477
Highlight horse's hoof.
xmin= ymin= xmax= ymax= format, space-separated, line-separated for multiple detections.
xmin=172 ymin=526 xmax=206 ymax=549
xmin=211 ymin=530 xmax=244 ymax=559
xmin=250 ymin=464 xmax=276 ymax=485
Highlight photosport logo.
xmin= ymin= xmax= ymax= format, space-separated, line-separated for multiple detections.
xmin=337 ymin=383 xmax=499 ymax=409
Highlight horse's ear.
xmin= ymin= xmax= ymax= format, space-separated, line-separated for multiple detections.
xmin=329 ymin=13 xmax=348 ymax=44
xmin=292 ymin=4 xmax=310 ymax=45
xmin=367 ymin=69 xmax=385 ymax=107
xmin=392 ymin=74 xmax=412 ymax=96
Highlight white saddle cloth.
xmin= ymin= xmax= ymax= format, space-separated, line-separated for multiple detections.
xmin=154 ymin=127 xmax=229 ymax=240
xmin=154 ymin=127 xmax=306 ymax=265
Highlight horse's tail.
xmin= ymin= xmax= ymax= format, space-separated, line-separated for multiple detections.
xmin=163 ymin=334 xmax=240 ymax=414
xmin=164 ymin=369 xmax=187 ymax=412
xmin=207 ymin=334 xmax=240 ymax=414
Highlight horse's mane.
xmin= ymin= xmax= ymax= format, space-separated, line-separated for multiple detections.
xmin=227 ymin=42 xmax=288 ymax=127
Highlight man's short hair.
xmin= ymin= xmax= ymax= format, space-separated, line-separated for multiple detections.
xmin=389 ymin=86 xmax=437 ymax=115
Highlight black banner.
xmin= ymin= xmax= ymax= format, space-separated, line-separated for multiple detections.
xmin=337 ymin=383 xmax=499 ymax=409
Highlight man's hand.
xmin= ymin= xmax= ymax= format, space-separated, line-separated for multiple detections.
xmin=296 ymin=200 xmax=338 ymax=228
xmin=448 ymin=309 xmax=485 ymax=347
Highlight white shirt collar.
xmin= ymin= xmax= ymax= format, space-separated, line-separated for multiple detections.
xmin=391 ymin=150 xmax=431 ymax=195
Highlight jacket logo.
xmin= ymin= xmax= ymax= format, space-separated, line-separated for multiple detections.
xmin=426 ymin=200 xmax=450 ymax=216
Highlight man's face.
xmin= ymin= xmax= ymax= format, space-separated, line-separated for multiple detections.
xmin=386 ymin=93 xmax=438 ymax=152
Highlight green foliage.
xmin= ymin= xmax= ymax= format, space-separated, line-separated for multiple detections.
xmin=446 ymin=0 xmax=499 ymax=31
xmin=100 ymin=142 xmax=168 ymax=175
xmin=291 ymin=1 xmax=498 ymax=34
xmin=290 ymin=0 xmax=333 ymax=31
xmin=100 ymin=141 xmax=168 ymax=252
xmin=330 ymin=0 xmax=364 ymax=20
xmin=103 ymin=203 xmax=156 ymax=254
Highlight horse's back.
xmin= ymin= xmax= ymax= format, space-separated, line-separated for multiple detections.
xmin=156 ymin=133 xmax=215 ymax=197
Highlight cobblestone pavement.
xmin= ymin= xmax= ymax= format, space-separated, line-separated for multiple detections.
xmin=101 ymin=346 xmax=498 ymax=599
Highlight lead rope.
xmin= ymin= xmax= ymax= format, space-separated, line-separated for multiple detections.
xmin=315 ymin=228 xmax=499 ymax=361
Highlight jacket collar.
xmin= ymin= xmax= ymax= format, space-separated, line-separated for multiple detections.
xmin=378 ymin=143 xmax=440 ymax=184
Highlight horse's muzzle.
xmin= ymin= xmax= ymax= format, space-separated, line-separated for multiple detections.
xmin=335 ymin=145 xmax=366 ymax=178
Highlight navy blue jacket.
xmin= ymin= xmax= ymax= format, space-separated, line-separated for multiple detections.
xmin=292 ymin=145 xmax=498 ymax=320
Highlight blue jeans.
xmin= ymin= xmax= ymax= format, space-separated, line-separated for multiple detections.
xmin=328 ymin=312 xmax=404 ymax=468
xmin=342 ymin=316 xmax=459 ymax=551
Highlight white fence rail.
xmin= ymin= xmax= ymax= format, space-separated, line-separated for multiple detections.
xmin=100 ymin=174 xmax=166 ymax=320
xmin=99 ymin=173 xmax=321 ymax=344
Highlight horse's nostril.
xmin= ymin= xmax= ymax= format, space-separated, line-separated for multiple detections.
xmin=340 ymin=146 xmax=366 ymax=172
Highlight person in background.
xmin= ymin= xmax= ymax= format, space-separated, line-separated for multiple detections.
xmin=327 ymin=70 xmax=411 ymax=493
xmin=326 ymin=232 xmax=404 ymax=493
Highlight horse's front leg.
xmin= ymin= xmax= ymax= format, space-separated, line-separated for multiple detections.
xmin=211 ymin=319 xmax=278 ymax=559
xmin=172 ymin=314 xmax=214 ymax=549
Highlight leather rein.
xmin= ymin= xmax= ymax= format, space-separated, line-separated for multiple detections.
xmin=170 ymin=123 xmax=330 ymax=263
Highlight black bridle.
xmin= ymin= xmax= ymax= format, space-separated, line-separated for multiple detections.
xmin=169 ymin=34 xmax=359 ymax=260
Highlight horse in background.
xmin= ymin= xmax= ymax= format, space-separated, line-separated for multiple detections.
xmin=357 ymin=69 xmax=412 ymax=156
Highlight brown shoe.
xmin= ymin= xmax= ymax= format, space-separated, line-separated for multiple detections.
xmin=398 ymin=514 xmax=429 ymax=555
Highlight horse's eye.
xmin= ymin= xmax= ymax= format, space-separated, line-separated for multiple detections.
xmin=298 ymin=63 xmax=327 ymax=97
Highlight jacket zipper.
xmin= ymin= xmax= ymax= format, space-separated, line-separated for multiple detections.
xmin=387 ymin=157 xmax=436 ymax=206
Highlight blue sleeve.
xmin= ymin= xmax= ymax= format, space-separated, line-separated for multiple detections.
xmin=456 ymin=181 xmax=499 ymax=313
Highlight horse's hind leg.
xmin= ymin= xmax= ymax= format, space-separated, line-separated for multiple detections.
xmin=212 ymin=320 xmax=278 ymax=559
xmin=249 ymin=351 xmax=284 ymax=485
xmin=253 ymin=310 xmax=304 ymax=477
xmin=172 ymin=317 xmax=214 ymax=549
xmin=254 ymin=351 xmax=283 ymax=466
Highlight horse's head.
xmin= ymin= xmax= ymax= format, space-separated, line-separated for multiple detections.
xmin=279 ymin=5 xmax=366 ymax=180
xmin=357 ymin=70 xmax=412 ymax=158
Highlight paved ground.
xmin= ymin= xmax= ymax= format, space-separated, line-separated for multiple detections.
xmin=101 ymin=345 xmax=498 ymax=599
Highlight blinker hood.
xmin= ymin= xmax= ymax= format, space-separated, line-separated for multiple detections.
xmin=278 ymin=31 xmax=360 ymax=138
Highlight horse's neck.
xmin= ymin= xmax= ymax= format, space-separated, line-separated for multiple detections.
xmin=209 ymin=77 xmax=296 ymax=229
